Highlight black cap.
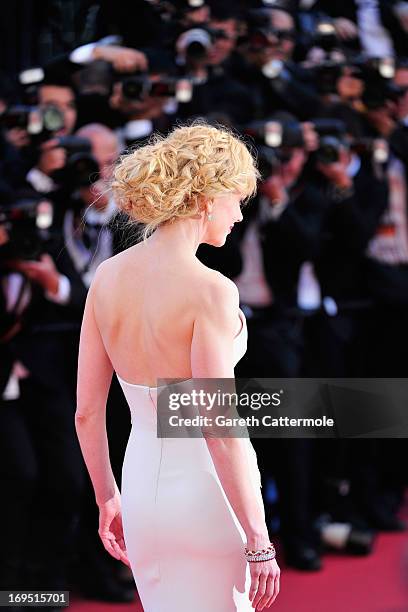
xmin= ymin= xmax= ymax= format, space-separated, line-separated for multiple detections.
xmin=209 ymin=1 xmax=242 ymax=20
xmin=41 ymin=55 xmax=82 ymax=90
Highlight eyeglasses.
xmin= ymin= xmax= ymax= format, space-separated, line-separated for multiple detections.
xmin=275 ymin=29 xmax=296 ymax=41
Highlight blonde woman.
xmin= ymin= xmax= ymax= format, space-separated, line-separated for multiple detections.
xmin=75 ymin=123 xmax=280 ymax=611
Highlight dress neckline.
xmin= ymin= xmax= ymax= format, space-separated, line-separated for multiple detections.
xmin=116 ymin=308 xmax=246 ymax=390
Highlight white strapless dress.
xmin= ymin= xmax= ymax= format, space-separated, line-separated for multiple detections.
xmin=118 ymin=309 xmax=264 ymax=611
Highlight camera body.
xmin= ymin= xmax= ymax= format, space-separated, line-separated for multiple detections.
xmin=0 ymin=104 xmax=65 ymax=139
xmin=176 ymin=25 xmax=229 ymax=61
xmin=121 ymin=73 xmax=193 ymax=103
xmin=243 ymin=119 xmax=305 ymax=179
xmin=311 ymin=119 xmax=348 ymax=165
xmin=50 ymin=136 xmax=100 ymax=189
xmin=0 ymin=197 xmax=53 ymax=261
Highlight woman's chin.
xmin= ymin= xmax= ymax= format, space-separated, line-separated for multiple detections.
xmin=213 ymin=234 xmax=228 ymax=247
xmin=205 ymin=232 xmax=229 ymax=247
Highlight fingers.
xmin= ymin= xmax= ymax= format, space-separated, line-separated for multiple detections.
xmin=100 ymin=532 xmax=120 ymax=560
xmin=111 ymin=537 xmax=131 ymax=567
xmin=98 ymin=512 xmax=131 ymax=567
xmin=268 ymin=572 xmax=280 ymax=606
xmin=262 ymin=571 xmax=280 ymax=609
xmin=114 ymin=50 xmax=148 ymax=72
xmin=249 ymin=561 xmax=281 ymax=610
xmin=100 ymin=533 xmax=131 ymax=566
xmin=256 ymin=574 xmax=275 ymax=610
xmin=252 ymin=571 xmax=267 ymax=610
xmin=249 ymin=572 xmax=259 ymax=607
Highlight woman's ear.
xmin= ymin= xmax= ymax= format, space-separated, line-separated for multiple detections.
xmin=197 ymin=195 xmax=212 ymax=216
xmin=206 ymin=197 xmax=215 ymax=216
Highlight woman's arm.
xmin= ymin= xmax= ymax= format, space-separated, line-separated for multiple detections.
xmin=190 ymin=274 xmax=269 ymax=548
xmin=75 ymin=266 xmax=117 ymax=507
xmin=191 ymin=275 xmax=279 ymax=608
xmin=74 ymin=264 xmax=130 ymax=567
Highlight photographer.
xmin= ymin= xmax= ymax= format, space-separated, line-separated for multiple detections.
xmin=0 ymin=183 xmax=88 ymax=590
xmin=305 ymin=112 xmax=408 ymax=533
xmin=25 ymin=74 xmax=78 ymax=195
xmin=69 ymin=39 xmax=178 ymax=144
xmin=51 ymin=122 xmax=138 ymax=601
xmin=234 ymin=6 xmax=322 ymax=120
xmin=173 ymin=7 xmax=256 ymax=123
xmin=311 ymin=122 xmax=389 ymax=372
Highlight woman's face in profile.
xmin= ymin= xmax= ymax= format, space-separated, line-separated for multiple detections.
xmin=203 ymin=191 xmax=244 ymax=247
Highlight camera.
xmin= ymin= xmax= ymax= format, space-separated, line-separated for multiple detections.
xmin=312 ymin=19 xmax=339 ymax=53
xmin=351 ymin=138 xmax=389 ymax=164
xmin=315 ymin=135 xmax=343 ymax=164
xmin=311 ymin=119 xmax=347 ymax=165
xmin=306 ymin=60 xmax=345 ymax=95
xmin=243 ymin=119 xmax=305 ymax=179
xmin=0 ymin=105 xmax=65 ymax=138
xmin=0 ymin=196 xmax=53 ymax=261
xmin=121 ymin=74 xmax=193 ymax=103
xmin=176 ymin=25 xmax=229 ymax=61
xmin=244 ymin=119 xmax=305 ymax=149
xmin=49 ymin=136 xmax=100 ymax=189
xmin=363 ymin=79 xmax=407 ymax=110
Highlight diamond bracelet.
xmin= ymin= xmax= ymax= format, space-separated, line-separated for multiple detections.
xmin=244 ymin=543 xmax=276 ymax=562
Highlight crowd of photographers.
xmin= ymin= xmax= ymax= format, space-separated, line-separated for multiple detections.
xmin=0 ymin=0 xmax=407 ymax=602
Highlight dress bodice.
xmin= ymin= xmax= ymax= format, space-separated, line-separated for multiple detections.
xmin=117 ymin=307 xmax=262 ymax=491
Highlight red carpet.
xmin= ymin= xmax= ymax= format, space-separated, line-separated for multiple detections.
xmin=69 ymin=491 xmax=408 ymax=612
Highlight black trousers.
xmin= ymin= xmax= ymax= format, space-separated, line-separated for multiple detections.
xmin=304 ymin=307 xmax=407 ymax=521
xmin=234 ymin=306 xmax=320 ymax=550
xmin=0 ymin=375 xmax=86 ymax=588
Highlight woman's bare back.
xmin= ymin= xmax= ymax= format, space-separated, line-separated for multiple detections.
xmin=91 ymin=243 xmax=240 ymax=387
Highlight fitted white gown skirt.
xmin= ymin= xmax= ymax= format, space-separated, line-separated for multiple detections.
xmin=119 ymin=311 xmax=265 ymax=611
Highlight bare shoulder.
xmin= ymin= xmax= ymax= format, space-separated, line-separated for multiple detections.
xmin=192 ymin=263 xmax=240 ymax=317
xmin=88 ymin=245 xmax=137 ymax=294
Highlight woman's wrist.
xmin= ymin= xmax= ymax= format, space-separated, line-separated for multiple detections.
xmin=96 ymin=482 xmax=120 ymax=507
xmin=245 ymin=531 xmax=271 ymax=550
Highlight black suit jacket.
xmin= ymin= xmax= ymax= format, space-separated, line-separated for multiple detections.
xmin=313 ymin=159 xmax=389 ymax=302
xmin=9 ymin=233 xmax=88 ymax=392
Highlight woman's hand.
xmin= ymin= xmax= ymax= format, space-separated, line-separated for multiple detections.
xmin=98 ymin=492 xmax=131 ymax=567
xmin=249 ymin=557 xmax=280 ymax=610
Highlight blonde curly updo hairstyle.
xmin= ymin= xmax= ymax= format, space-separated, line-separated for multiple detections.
xmin=111 ymin=121 xmax=259 ymax=242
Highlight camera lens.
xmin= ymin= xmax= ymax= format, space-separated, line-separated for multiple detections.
xmin=42 ymin=105 xmax=65 ymax=132
xmin=316 ymin=136 xmax=341 ymax=164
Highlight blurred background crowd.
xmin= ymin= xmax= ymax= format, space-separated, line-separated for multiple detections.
xmin=0 ymin=0 xmax=407 ymax=605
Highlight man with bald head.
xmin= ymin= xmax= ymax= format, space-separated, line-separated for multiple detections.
xmin=61 ymin=122 xmax=137 ymax=288
xmin=76 ymin=123 xmax=121 ymax=183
